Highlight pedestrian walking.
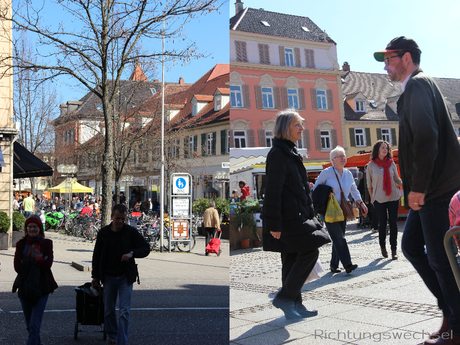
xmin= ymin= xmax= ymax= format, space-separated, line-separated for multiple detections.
xmin=23 ymin=193 xmax=35 ymax=218
xmin=313 ymin=146 xmax=367 ymax=274
xmin=263 ymin=110 xmax=330 ymax=320
xmin=374 ymin=36 xmax=460 ymax=345
xmin=203 ymin=200 xmax=220 ymax=255
xmin=91 ymin=204 xmax=150 ymax=345
xmin=13 ymin=215 xmax=58 ymax=345
xmin=367 ymin=140 xmax=403 ymax=260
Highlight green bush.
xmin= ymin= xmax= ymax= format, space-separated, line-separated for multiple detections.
xmin=192 ymin=197 xmax=230 ymax=216
xmin=0 ymin=211 xmax=10 ymax=233
xmin=13 ymin=211 xmax=26 ymax=231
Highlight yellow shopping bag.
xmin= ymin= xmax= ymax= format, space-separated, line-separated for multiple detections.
xmin=325 ymin=194 xmax=344 ymax=223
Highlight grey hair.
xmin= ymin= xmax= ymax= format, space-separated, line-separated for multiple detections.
xmin=329 ymin=146 xmax=346 ymax=164
xmin=209 ymin=201 xmax=216 ymax=207
xmin=274 ymin=109 xmax=305 ymax=140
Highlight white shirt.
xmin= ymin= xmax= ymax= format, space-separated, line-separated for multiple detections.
xmin=313 ymin=166 xmax=362 ymax=205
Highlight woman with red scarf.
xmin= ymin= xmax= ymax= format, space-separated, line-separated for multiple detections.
xmin=366 ymin=141 xmax=403 ymax=260
xmin=13 ymin=216 xmax=58 ymax=345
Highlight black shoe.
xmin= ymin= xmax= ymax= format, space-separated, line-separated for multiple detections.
xmin=330 ymin=268 xmax=341 ymax=273
xmin=345 ymin=264 xmax=358 ymax=273
xmin=273 ymin=298 xmax=302 ymax=320
xmin=295 ymin=304 xmax=318 ymax=318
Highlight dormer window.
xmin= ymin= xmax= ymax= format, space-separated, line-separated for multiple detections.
xmin=150 ymin=88 xmax=156 ymax=95
xmin=261 ymin=21 xmax=270 ymax=27
xmin=215 ymin=96 xmax=221 ymax=111
xmin=96 ymin=104 xmax=103 ymax=111
xmin=356 ymin=99 xmax=366 ymax=112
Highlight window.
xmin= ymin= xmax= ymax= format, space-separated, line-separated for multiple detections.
xmin=288 ymin=89 xmax=299 ymax=109
xmin=317 ymin=90 xmax=327 ymax=110
xmin=305 ymin=49 xmax=315 ymax=69
xmin=171 ymin=139 xmax=178 ymax=158
xmin=296 ymin=138 xmax=303 ymax=149
xmin=258 ymin=43 xmax=270 ymax=65
xmin=320 ymin=131 xmax=331 ymax=150
xmin=265 ymin=131 xmax=274 ymax=147
xmin=234 ymin=131 xmax=246 ymax=148
xmin=206 ymin=134 xmax=213 ymax=155
xmin=192 ymin=103 xmax=198 ymax=116
xmin=215 ymin=96 xmax=221 ymax=110
xmin=262 ymin=87 xmax=274 ymax=109
xmin=285 ymin=48 xmax=294 ymax=67
xmin=356 ymin=100 xmax=365 ymax=112
xmin=189 ymin=136 xmax=196 ymax=156
xmin=43 ymin=156 xmax=48 ymax=162
xmin=230 ymin=85 xmax=243 ymax=108
xmin=235 ymin=40 xmax=248 ymax=62
xmin=354 ymin=128 xmax=366 ymax=147
xmin=381 ymin=128 xmax=391 ymax=143
xmin=227 ymin=130 xmax=230 ymax=153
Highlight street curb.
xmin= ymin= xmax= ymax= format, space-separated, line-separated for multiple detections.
xmin=71 ymin=261 xmax=91 ymax=271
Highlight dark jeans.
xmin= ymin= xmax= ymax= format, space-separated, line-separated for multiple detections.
xmin=366 ymin=202 xmax=379 ymax=229
xmin=19 ymin=294 xmax=49 ymax=345
xmin=401 ymin=188 xmax=460 ymax=335
xmin=325 ymin=220 xmax=352 ymax=269
xmin=205 ymin=227 xmax=217 ymax=248
xmin=277 ymin=249 xmax=319 ymax=303
xmin=373 ymin=200 xmax=399 ymax=251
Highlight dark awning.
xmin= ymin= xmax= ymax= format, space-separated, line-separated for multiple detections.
xmin=13 ymin=142 xmax=53 ymax=178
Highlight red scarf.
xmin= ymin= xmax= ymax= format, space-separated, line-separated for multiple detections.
xmin=373 ymin=157 xmax=393 ymax=196
xmin=23 ymin=235 xmax=46 ymax=265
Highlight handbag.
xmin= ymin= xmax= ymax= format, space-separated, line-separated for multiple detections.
xmin=333 ymin=168 xmax=356 ymax=220
xmin=325 ymin=194 xmax=344 ymax=223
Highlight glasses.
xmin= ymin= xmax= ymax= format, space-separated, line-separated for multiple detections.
xmin=27 ymin=225 xmax=39 ymax=229
xmin=384 ymin=55 xmax=400 ymax=66
xmin=334 ymin=155 xmax=346 ymax=159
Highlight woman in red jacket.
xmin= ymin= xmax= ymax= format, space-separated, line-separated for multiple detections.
xmin=13 ymin=216 xmax=58 ymax=345
xmin=239 ymin=180 xmax=251 ymax=201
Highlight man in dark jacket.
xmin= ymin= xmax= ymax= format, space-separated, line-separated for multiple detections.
xmin=92 ymin=204 xmax=150 ymax=345
xmin=375 ymin=36 xmax=460 ymax=345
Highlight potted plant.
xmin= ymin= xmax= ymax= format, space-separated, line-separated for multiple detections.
xmin=12 ymin=211 xmax=26 ymax=247
xmin=0 ymin=211 xmax=11 ymax=249
xmin=230 ymin=207 xmax=257 ymax=249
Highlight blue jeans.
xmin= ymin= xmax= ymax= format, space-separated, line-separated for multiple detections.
xmin=374 ymin=200 xmax=399 ymax=251
xmin=19 ymin=294 xmax=49 ymax=345
xmin=325 ymin=220 xmax=352 ymax=269
xmin=103 ymin=275 xmax=133 ymax=345
xmin=401 ymin=188 xmax=460 ymax=335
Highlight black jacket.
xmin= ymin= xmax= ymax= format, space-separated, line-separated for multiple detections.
xmin=263 ymin=138 xmax=316 ymax=251
xmin=398 ymin=69 xmax=460 ymax=205
xmin=312 ymin=184 xmax=333 ymax=215
xmin=92 ymin=223 xmax=150 ymax=285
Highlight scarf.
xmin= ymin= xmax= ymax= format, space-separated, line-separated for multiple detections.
xmin=373 ymin=157 xmax=393 ymax=196
xmin=23 ymin=235 xmax=46 ymax=265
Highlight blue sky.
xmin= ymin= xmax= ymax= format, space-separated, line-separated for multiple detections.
xmin=230 ymin=0 xmax=460 ymax=79
xmin=51 ymin=2 xmax=230 ymax=104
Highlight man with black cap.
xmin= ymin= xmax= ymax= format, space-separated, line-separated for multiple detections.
xmin=375 ymin=36 xmax=460 ymax=345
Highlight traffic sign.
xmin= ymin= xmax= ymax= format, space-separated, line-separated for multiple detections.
xmin=172 ymin=221 xmax=189 ymax=239
xmin=172 ymin=175 xmax=190 ymax=195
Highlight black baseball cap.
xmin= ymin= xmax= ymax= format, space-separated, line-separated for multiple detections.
xmin=374 ymin=36 xmax=421 ymax=62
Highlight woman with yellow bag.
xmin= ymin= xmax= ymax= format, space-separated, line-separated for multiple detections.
xmin=314 ymin=146 xmax=368 ymax=274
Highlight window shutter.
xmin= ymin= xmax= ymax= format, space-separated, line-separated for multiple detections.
xmin=201 ymin=133 xmax=206 ymax=156
xmin=279 ymin=46 xmax=286 ymax=66
xmin=310 ymin=88 xmax=318 ymax=110
xmin=305 ymin=49 xmax=315 ymax=68
xmin=184 ymin=136 xmax=189 ymax=158
xmin=258 ymin=44 xmax=270 ymax=64
xmin=327 ymin=89 xmax=334 ymax=110
xmin=365 ymin=128 xmax=371 ymax=146
xmin=247 ymin=129 xmax=255 ymax=147
xmin=294 ymin=47 xmax=301 ymax=67
xmin=255 ymin=85 xmax=263 ymax=109
xmin=220 ymin=130 xmax=226 ymax=155
xmin=229 ymin=130 xmax=234 ymax=149
xmin=212 ymin=132 xmax=216 ymax=155
xmin=391 ymin=128 xmax=397 ymax=146
xmin=258 ymin=129 xmax=266 ymax=147
xmin=258 ymin=43 xmax=264 ymax=64
xmin=376 ymin=128 xmax=382 ymax=141
xmin=314 ymin=129 xmax=321 ymax=150
xmin=303 ymin=129 xmax=311 ymax=150
xmin=242 ymin=84 xmax=251 ymax=108
xmin=274 ymin=86 xmax=281 ymax=109
xmin=299 ymin=88 xmax=306 ymax=110
xmin=235 ymin=41 xmax=248 ymax=62
xmin=281 ymin=87 xmax=288 ymax=108
xmin=331 ymin=129 xmax=338 ymax=148
xmin=349 ymin=128 xmax=356 ymax=147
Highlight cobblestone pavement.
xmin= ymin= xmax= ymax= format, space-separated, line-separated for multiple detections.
xmin=230 ymin=219 xmax=443 ymax=345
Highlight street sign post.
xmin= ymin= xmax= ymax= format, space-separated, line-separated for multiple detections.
xmin=169 ymin=173 xmax=192 ymax=252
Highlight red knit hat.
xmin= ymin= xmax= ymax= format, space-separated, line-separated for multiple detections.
xmin=25 ymin=216 xmax=44 ymax=232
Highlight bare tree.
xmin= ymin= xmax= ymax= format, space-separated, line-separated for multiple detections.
xmin=13 ymin=36 xmax=59 ymax=197
xmin=0 ymin=0 xmax=222 ymax=225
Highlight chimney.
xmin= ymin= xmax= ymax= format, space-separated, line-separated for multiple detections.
xmin=153 ymin=79 xmax=159 ymax=82
xmin=342 ymin=62 xmax=350 ymax=72
xmin=235 ymin=0 xmax=244 ymax=15
xmin=179 ymin=77 xmax=184 ymax=85
xmin=60 ymin=104 xmax=67 ymax=117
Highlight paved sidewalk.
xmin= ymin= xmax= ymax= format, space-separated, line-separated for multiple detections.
xmin=230 ymin=220 xmax=443 ymax=345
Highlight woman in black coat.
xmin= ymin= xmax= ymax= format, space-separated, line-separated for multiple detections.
xmin=263 ymin=110 xmax=329 ymax=320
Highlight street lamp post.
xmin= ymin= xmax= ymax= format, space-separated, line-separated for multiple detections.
xmin=57 ymin=164 xmax=78 ymax=212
